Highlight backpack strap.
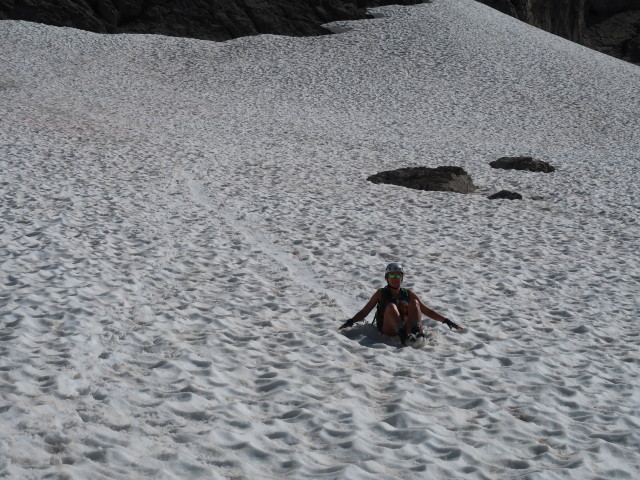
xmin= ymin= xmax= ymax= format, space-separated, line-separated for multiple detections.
xmin=373 ymin=287 xmax=388 ymax=327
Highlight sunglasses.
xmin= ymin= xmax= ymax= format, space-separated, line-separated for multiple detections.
xmin=387 ymin=274 xmax=403 ymax=279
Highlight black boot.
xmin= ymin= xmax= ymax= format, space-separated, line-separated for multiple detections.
xmin=399 ymin=328 xmax=408 ymax=346
xmin=410 ymin=325 xmax=425 ymax=341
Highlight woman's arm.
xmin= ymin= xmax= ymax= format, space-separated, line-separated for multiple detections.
xmin=410 ymin=290 xmax=463 ymax=330
xmin=339 ymin=290 xmax=381 ymax=329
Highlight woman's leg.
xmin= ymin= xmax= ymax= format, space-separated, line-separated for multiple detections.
xmin=381 ymin=304 xmax=403 ymax=336
xmin=408 ymin=299 xmax=423 ymax=333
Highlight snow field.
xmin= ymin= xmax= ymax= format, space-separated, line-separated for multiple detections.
xmin=1 ymin=0 xmax=639 ymax=478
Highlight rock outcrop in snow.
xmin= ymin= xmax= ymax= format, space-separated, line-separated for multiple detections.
xmin=490 ymin=156 xmax=556 ymax=173
xmin=488 ymin=189 xmax=524 ymax=200
xmin=367 ymin=166 xmax=478 ymax=194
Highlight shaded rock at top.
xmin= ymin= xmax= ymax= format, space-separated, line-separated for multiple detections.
xmin=367 ymin=166 xmax=478 ymax=194
xmin=490 ymin=156 xmax=556 ymax=173
xmin=475 ymin=0 xmax=640 ymax=65
xmin=0 ymin=0 xmax=423 ymax=42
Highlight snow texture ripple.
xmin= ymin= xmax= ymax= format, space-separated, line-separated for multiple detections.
xmin=1 ymin=0 xmax=639 ymax=478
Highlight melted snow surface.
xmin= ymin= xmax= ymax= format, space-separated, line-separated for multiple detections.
xmin=1 ymin=0 xmax=639 ymax=478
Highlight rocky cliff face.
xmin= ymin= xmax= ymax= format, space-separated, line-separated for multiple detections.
xmin=476 ymin=0 xmax=640 ymax=64
xmin=0 ymin=0 xmax=421 ymax=41
xmin=2 ymin=0 xmax=637 ymax=64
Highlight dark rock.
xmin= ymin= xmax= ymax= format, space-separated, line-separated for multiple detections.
xmin=628 ymin=35 xmax=640 ymax=62
xmin=475 ymin=0 xmax=640 ymax=65
xmin=488 ymin=190 xmax=523 ymax=200
xmin=490 ymin=156 xmax=556 ymax=173
xmin=0 ymin=0 xmax=422 ymax=42
xmin=475 ymin=0 xmax=584 ymax=43
xmin=583 ymin=10 xmax=640 ymax=63
xmin=367 ymin=166 xmax=478 ymax=194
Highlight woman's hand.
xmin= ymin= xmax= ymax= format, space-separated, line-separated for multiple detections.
xmin=339 ymin=319 xmax=355 ymax=330
xmin=443 ymin=318 xmax=463 ymax=330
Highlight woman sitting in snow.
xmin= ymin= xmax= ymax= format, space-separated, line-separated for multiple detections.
xmin=339 ymin=262 xmax=463 ymax=345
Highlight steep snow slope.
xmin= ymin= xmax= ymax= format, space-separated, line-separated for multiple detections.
xmin=1 ymin=0 xmax=639 ymax=478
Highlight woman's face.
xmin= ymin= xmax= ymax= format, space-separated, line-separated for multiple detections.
xmin=386 ymin=272 xmax=403 ymax=288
